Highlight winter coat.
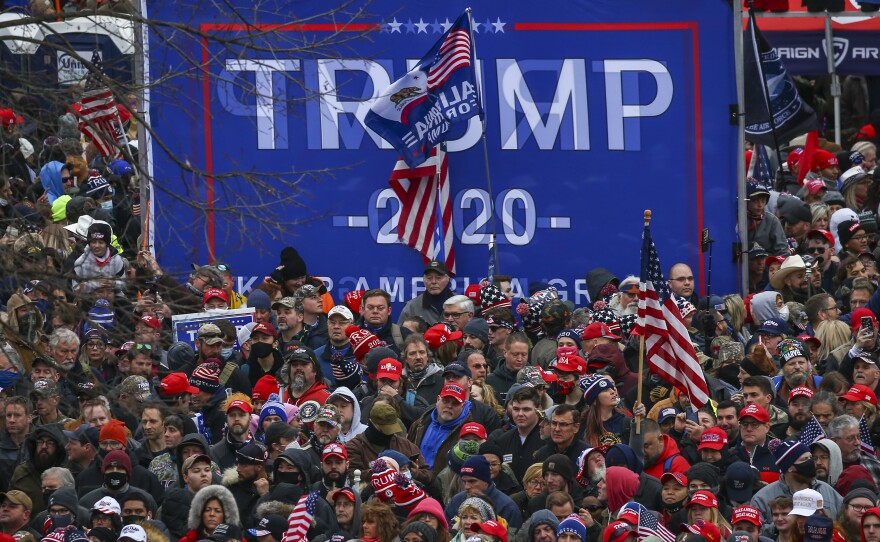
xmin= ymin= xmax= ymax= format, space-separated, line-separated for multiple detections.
xmin=408 ymin=403 xmax=474 ymax=479
xmin=490 ymin=424 xmax=544 ymax=483
xmin=73 ymin=245 xmax=127 ymax=293
xmin=210 ymin=433 xmax=251 ymax=472
xmin=345 ymin=428 xmax=431 ymax=486
xmin=445 ymin=483 xmax=524 ymax=529
xmin=585 ymin=268 xmax=618 ymax=305
xmin=253 ymin=493 xmax=338 ymax=542
xmin=398 ymin=289 xmax=454 ymax=327
xmin=733 ymin=440 xmax=781 ymax=486
xmin=244 ymin=349 xmax=283 ymax=389
xmin=815 ymin=438 xmax=843 ymax=486
xmin=9 ymin=424 xmax=67 ymax=513
xmin=80 ymin=485 xmax=156 ymax=511
xmin=160 ymin=487 xmax=194 ymax=540
xmin=643 ymin=434 xmax=691 ymax=480
xmin=485 ymin=363 xmax=518 ymax=403
xmin=748 ymin=212 xmax=789 ymax=257
xmin=75 ymin=453 xmax=164 ymax=506
xmin=222 ymin=468 xmax=262 ymax=528
xmin=359 ymin=392 xmax=430 ymax=430
xmin=751 ymin=477 xmax=842 ymax=532
xmin=173 ymin=433 xmax=220 ymax=487
xmin=405 ymin=364 xmax=445 ymax=406
xmin=326 ymin=387 xmax=367 ymax=443
xmin=0 ymin=429 xmax=24 ymax=492
xmin=185 ymin=484 xmax=241 ymax=538
xmin=3 ymin=292 xmax=44 ymax=372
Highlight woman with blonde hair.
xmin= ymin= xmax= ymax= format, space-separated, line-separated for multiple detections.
xmin=686 ymin=491 xmax=733 ymax=539
xmin=810 ymin=202 xmax=831 ymax=231
xmin=814 ymin=319 xmax=853 ymax=373
xmin=722 ymin=294 xmax=750 ymax=343
xmin=510 ymin=463 xmax=545 ymax=518
xmin=470 ymin=381 xmax=504 ymax=417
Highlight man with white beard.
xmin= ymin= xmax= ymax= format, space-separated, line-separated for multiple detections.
xmin=771 ymin=340 xmax=820 ymax=410
xmin=609 ymin=276 xmax=639 ymax=317
xmin=282 ymin=345 xmax=330 ymax=406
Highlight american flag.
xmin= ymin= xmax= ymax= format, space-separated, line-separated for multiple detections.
xmin=754 ymin=144 xmax=773 ymax=186
xmin=860 ymin=415 xmax=876 ymax=458
xmin=798 ymin=416 xmax=826 ymax=446
xmin=78 ymin=49 xmax=127 ymax=157
xmin=635 ymin=221 xmax=710 ymax=408
xmin=280 ymin=490 xmax=318 ymax=542
xmin=388 ymin=145 xmax=455 ymax=274
xmin=625 ymin=503 xmax=676 ymax=542
xmin=426 ymin=25 xmax=471 ymax=90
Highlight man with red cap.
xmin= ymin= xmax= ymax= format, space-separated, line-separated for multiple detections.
xmin=210 ymin=399 xmax=254 ymax=471
xmin=408 ymin=383 xmax=473 ymax=480
xmin=203 ymin=288 xmax=229 ymax=312
xmin=732 ymin=404 xmax=780 ymax=485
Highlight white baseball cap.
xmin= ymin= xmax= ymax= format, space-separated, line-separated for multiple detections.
xmin=328 ymin=305 xmax=354 ymax=321
xmin=118 ymin=525 xmax=147 ymax=542
xmin=92 ymin=496 xmax=120 ymax=515
xmin=789 ymin=488 xmax=823 ymax=517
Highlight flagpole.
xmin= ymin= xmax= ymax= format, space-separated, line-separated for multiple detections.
xmin=746 ymin=4 xmax=786 ymax=188
xmin=466 ymin=7 xmax=499 ymax=277
xmin=636 ymin=209 xmax=651 ymax=435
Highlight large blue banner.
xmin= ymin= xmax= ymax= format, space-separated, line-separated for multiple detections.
xmin=147 ymin=0 xmax=738 ymax=309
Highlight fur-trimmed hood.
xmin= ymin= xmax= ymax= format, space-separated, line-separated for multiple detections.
xmin=187 ymin=484 xmax=240 ymax=530
xmin=256 ymin=500 xmax=295 ymax=518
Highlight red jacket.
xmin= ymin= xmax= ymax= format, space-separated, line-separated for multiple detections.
xmin=644 ymin=434 xmax=691 ymax=480
xmin=287 ymin=380 xmax=330 ymax=406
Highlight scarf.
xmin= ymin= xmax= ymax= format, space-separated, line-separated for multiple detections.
xmin=747 ymin=211 xmax=764 ymax=232
xmin=94 ymin=249 xmax=113 ymax=268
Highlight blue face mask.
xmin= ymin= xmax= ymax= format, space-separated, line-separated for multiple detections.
xmin=34 ymin=299 xmax=50 ymax=313
xmin=0 ymin=370 xmax=20 ymax=388
xmin=101 ymin=200 xmax=113 ymax=211
xmin=220 ymin=348 xmax=233 ymax=360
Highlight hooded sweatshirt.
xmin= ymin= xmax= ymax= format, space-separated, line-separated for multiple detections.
xmin=185 ymin=485 xmax=240 ymax=540
xmin=585 ymin=268 xmax=618 ymax=304
xmin=815 ymin=438 xmax=843 ymax=487
xmin=606 ymin=466 xmax=639 ymax=513
xmin=39 ymin=161 xmax=65 ymax=204
xmin=750 ymin=291 xmax=782 ymax=325
xmin=326 ymin=387 xmax=367 ymax=443
xmin=643 ymin=434 xmax=691 ymax=480
xmin=10 ymin=424 xmax=67 ymax=513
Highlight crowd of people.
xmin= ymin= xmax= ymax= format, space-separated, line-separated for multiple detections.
xmin=1 ymin=39 xmax=880 ymax=542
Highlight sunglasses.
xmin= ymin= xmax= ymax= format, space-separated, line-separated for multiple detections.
xmin=135 ymin=343 xmax=152 ymax=350
xmin=215 ymin=264 xmax=229 ymax=272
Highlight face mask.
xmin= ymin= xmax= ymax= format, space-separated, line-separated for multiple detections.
xmin=793 ymin=459 xmax=816 ymax=479
xmin=275 ymin=471 xmax=302 ymax=486
xmin=778 ymin=306 xmax=790 ymax=321
xmin=100 ymin=200 xmax=113 ymax=211
xmin=556 ymin=380 xmax=575 ymax=396
xmin=122 ymin=515 xmax=145 ymax=525
xmin=251 ymin=342 xmax=274 ymax=359
xmin=104 ymin=471 xmax=128 ymax=490
xmin=42 ymin=491 xmax=53 ymax=505
xmin=662 ymin=500 xmax=684 ymax=514
xmin=718 ymin=365 xmax=741 ymax=387
xmin=403 ymin=470 xmax=412 ymax=480
xmin=220 ymin=347 xmax=233 ymax=360
xmin=0 ymin=370 xmax=20 ymax=389
xmin=34 ymin=299 xmax=50 ymax=314
xmin=50 ymin=515 xmax=72 ymax=529
xmin=17 ymin=312 xmax=38 ymax=342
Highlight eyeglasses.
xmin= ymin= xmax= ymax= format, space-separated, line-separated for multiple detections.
xmin=808 ymin=247 xmax=826 ymax=254
xmin=740 ymin=421 xmax=764 ymax=429
xmin=851 ymin=234 xmax=869 ymax=242
xmin=36 ymin=439 xmax=56 ymax=448
xmin=471 ymin=363 xmax=488 ymax=369
xmin=670 ymin=276 xmax=694 ymax=283
xmin=444 ymin=312 xmax=465 ymax=318
xmin=86 ymin=342 xmax=105 ymax=349
xmin=61 ymin=176 xmax=72 ymax=183
xmin=550 ymin=421 xmax=575 ymax=428
xmin=820 ymin=305 xmax=840 ymax=312
xmin=850 ymin=503 xmax=872 ymax=512
xmin=527 ymin=479 xmax=545 ymax=488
